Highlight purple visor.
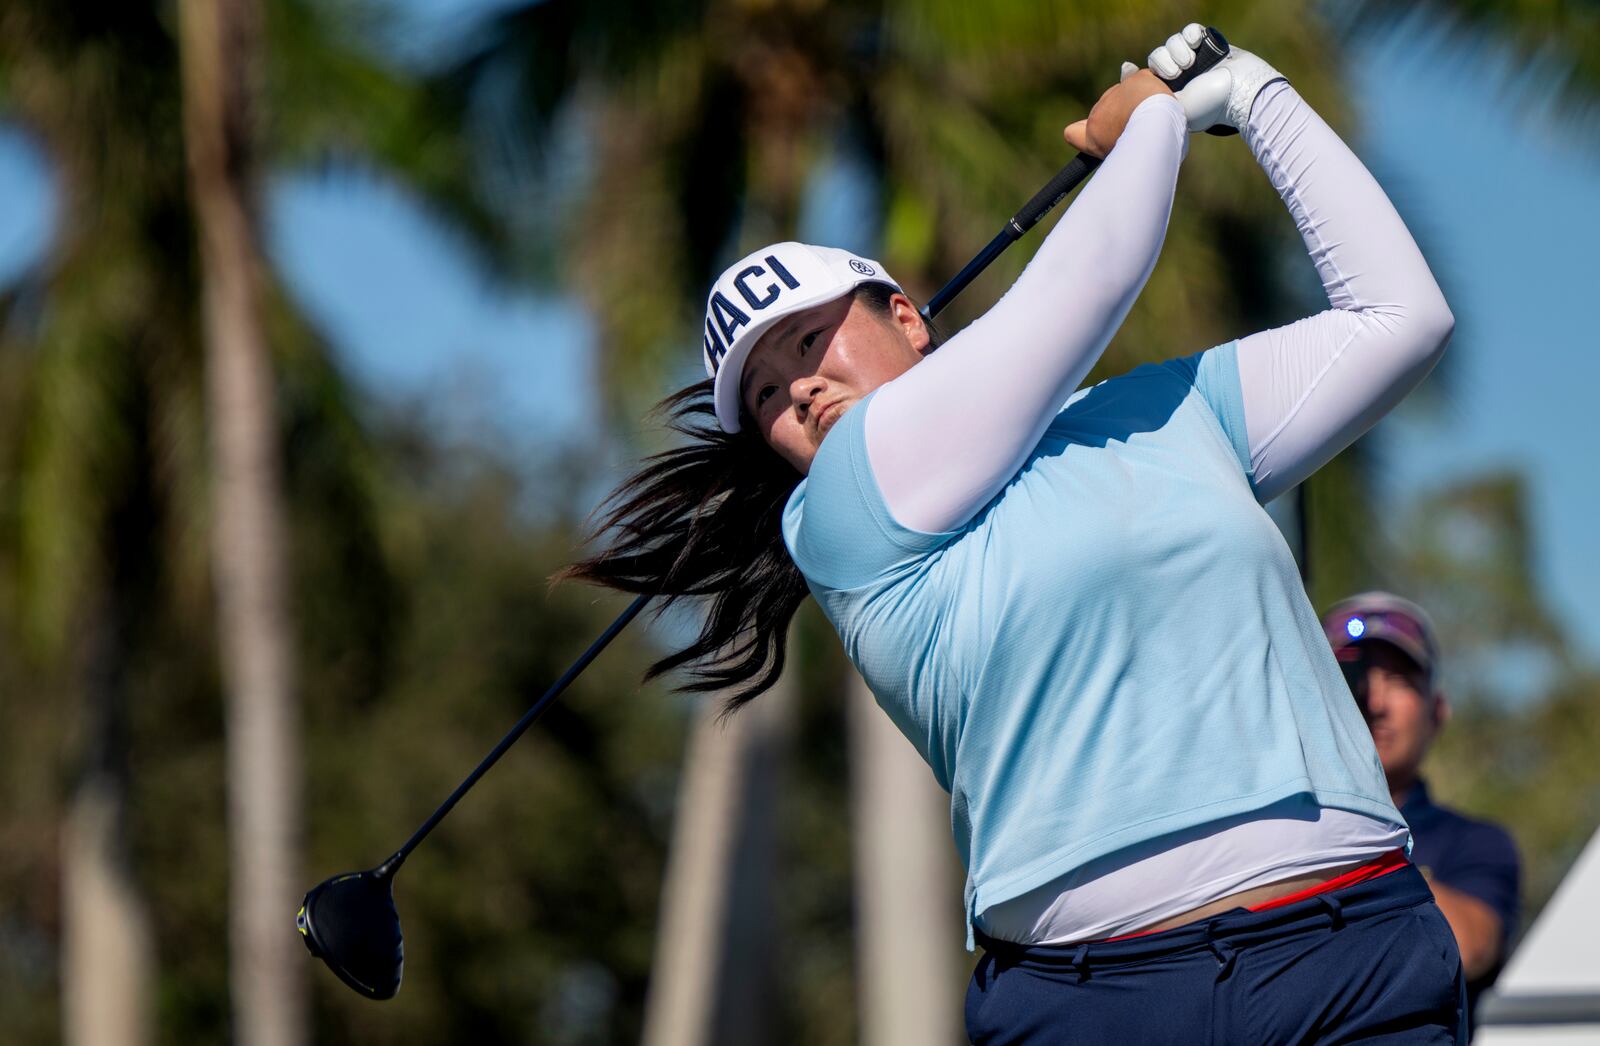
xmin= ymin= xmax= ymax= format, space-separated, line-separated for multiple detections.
xmin=1321 ymin=591 xmax=1439 ymax=678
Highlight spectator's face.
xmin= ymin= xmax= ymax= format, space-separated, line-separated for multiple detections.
xmin=1357 ymin=642 xmax=1445 ymax=784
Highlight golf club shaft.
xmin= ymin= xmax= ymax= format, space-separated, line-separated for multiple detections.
xmin=922 ymin=26 xmax=1227 ymax=320
xmin=377 ymin=28 xmax=1235 ymax=875
xmin=378 ymin=591 xmax=650 ymax=875
xmin=922 ymin=154 xmax=1101 ymax=320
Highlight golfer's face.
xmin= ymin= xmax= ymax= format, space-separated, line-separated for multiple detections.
xmin=740 ymin=293 xmax=928 ymax=474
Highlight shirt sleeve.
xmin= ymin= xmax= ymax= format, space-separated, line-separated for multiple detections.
xmin=864 ymin=94 xmax=1189 ymax=534
xmin=1169 ymin=341 xmax=1257 ymax=487
xmin=1231 ymin=81 xmax=1455 ymax=503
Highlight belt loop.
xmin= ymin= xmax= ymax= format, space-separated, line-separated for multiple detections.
xmin=1208 ymin=941 xmax=1238 ymax=978
xmin=1318 ymin=894 xmax=1345 ymax=930
xmin=1070 ymin=942 xmax=1090 ymax=983
xmin=1205 ymin=925 xmax=1238 ymax=979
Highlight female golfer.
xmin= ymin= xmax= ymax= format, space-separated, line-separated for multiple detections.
xmin=576 ymin=25 xmax=1464 ymax=1044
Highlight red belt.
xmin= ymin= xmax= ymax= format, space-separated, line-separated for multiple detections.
xmin=1247 ymin=847 xmax=1409 ymax=913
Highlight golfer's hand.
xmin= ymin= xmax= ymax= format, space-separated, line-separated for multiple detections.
xmin=1149 ymin=24 xmax=1286 ymax=133
xmin=1063 ymin=67 xmax=1173 ymax=158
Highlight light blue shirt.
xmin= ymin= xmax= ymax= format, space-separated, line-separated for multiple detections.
xmin=783 ymin=344 xmax=1400 ymax=944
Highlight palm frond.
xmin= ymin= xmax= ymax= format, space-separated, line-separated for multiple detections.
xmin=1344 ymin=1 xmax=1600 ymax=138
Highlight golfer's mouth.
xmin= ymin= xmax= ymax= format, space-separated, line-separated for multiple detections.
xmin=816 ymin=399 xmax=848 ymax=436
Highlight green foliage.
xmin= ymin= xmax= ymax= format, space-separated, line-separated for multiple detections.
xmin=1433 ymin=670 xmax=1600 ymax=932
xmin=0 ymin=423 xmax=685 ymax=1045
xmin=0 ymin=605 xmax=65 ymax=1044
xmin=775 ymin=602 xmax=859 ymax=1045
xmin=0 ymin=1 xmax=673 ymax=1043
xmin=0 ymin=0 xmax=200 ymax=656
xmin=294 ymin=437 xmax=683 ymax=1046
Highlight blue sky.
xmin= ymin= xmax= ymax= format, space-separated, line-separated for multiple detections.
xmin=0 ymin=11 xmax=1594 ymax=660
xmin=267 ymin=171 xmax=597 ymax=446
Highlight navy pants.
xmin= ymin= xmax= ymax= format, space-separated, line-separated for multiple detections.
xmin=966 ymin=865 xmax=1466 ymax=1045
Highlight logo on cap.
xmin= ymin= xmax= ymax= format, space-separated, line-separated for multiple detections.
xmin=849 ymin=259 xmax=876 ymax=276
xmin=703 ymin=253 xmax=803 ymax=375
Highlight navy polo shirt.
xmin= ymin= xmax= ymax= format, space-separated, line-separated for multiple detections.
xmin=1401 ymin=778 xmax=1521 ymax=1017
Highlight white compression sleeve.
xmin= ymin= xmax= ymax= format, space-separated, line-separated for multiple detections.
xmin=865 ymin=95 xmax=1189 ymax=534
xmin=1234 ymin=82 xmax=1454 ymax=503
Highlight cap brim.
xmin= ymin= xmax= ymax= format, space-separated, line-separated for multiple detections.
xmin=712 ymin=307 xmax=793 ymax=433
xmin=1335 ymin=629 xmax=1432 ymax=676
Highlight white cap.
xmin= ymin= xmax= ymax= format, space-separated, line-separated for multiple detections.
xmin=702 ymin=241 xmax=901 ymax=432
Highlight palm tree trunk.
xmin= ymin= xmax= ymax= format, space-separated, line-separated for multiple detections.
xmin=848 ymin=669 xmax=963 ymax=1045
xmin=640 ymin=677 xmax=794 ymax=1046
xmin=61 ymin=592 xmax=153 ymax=1046
xmin=178 ymin=1 xmax=305 ymax=1043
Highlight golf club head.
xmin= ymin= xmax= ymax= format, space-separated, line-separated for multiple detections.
xmin=297 ymin=869 xmax=403 ymax=1000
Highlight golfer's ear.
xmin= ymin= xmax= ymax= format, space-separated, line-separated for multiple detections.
xmin=890 ymin=293 xmax=932 ymax=354
xmin=1433 ymin=690 xmax=1452 ymax=730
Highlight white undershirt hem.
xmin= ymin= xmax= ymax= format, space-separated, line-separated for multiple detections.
xmin=976 ymin=804 xmax=1407 ymax=945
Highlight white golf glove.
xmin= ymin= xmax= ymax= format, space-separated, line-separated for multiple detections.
xmin=1136 ymin=24 xmax=1287 ymax=134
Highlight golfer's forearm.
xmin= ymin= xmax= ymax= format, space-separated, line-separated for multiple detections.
xmin=1244 ymin=81 xmax=1449 ymax=325
xmin=1230 ymin=82 xmax=1454 ymax=501
xmin=867 ymin=94 xmax=1187 ymax=533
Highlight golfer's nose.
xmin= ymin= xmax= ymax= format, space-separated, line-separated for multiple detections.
xmin=791 ymin=375 xmax=825 ymax=412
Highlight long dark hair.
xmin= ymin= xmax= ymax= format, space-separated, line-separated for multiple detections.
xmin=564 ymin=283 xmax=926 ymax=712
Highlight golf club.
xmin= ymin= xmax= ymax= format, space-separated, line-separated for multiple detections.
xmin=297 ymin=27 xmax=1232 ymax=1001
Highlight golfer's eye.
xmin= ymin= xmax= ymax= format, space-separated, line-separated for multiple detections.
xmin=755 ymin=384 xmax=777 ymax=408
xmin=800 ymin=328 xmax=822 ymax=353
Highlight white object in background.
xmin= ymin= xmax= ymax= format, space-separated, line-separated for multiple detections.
xmin=1476 ymin=825 xmax=1600 ymax=1044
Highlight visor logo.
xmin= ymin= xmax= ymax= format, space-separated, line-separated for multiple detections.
xmin=704 ymin=254 xmax=802 ymax=372
xmin=849 ymin=259 xmax=876 ymax=276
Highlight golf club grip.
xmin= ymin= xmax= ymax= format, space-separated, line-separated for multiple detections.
xmin=1011 ymin=153 xmax=1101 ymax=236
xmin=1163 ymin=26 xmax=1238 ymax=137
xmin=926 ymin=150 xmax=1099 ymax=319
xmin=1164 ymin=26 xmax=1230 ymax=92
xmin=996 ymin=28 xmax=1232 ymax=272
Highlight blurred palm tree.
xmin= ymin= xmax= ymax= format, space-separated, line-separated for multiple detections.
xmin=0 ymin=1 xmax=502 ymax=1041
xmin=177 ymin=0 xmax=309 ymax=1042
